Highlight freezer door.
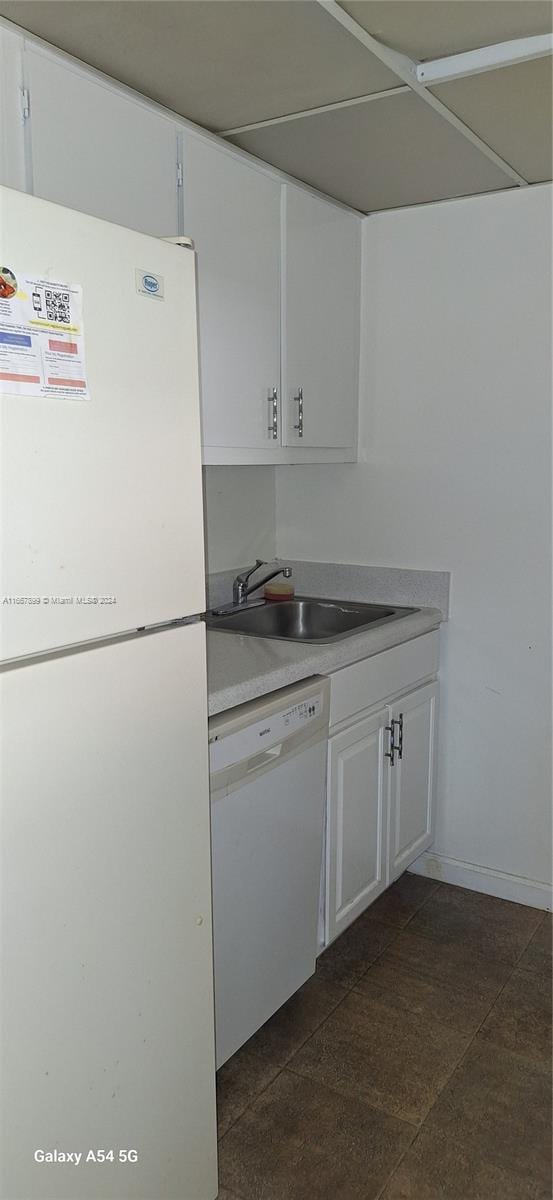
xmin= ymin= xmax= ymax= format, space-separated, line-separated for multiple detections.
xmin=0 ymin=623 xmax=218 ymax=1200
xmin=0 ymin=186 xmax=205 ymax=661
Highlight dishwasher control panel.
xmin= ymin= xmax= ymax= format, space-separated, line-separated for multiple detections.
xmin=209 ymin=694 xmax=323 ymax=774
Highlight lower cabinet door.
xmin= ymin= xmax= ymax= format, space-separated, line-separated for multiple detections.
xmin=326 ymin=709 xmax=389 ymax=944
xmin=389 ymin=681 xmax=439 ymax=881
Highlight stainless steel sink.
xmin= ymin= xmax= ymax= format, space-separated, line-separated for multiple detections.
xmin=206 ymin=597 xmax=418 ymax=644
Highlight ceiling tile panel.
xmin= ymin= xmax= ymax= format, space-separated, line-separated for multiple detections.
xmin=340 ymin=1 xmax=553 ymax=59
xmin=0 ymin=0 xmax=402 ymax=129
xmin=433 ymin=57 xmax=553 ymax=183
xmin=229 ymin=92 xmax=513 ymax=212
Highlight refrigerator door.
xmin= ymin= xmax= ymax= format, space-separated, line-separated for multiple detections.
xmin=0 ymin=186 xmax=205 ymax=662
xmin=0 ymin=623 xmax=218 ymax=1200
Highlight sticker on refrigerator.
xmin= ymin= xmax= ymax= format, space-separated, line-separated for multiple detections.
xmin=0 ymin=269 xmax=89 ymax=400
xmin=135 ymin=269 xmax=164 ymax=300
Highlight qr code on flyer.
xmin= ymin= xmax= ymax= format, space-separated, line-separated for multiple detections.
xmin=44 ymin=288 xmax=71 ymax=324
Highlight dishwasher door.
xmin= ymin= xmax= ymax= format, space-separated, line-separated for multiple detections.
xmin=209 ymin=677 xmax=330 ymax=1068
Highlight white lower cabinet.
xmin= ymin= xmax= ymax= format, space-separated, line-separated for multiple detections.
xmin=323 ymin=635 xmax=439 ymax=948
xmin=389 ymin=682 xmax=438 ymax=883
xmin=326 ymin=709 xmax=389 ymax=943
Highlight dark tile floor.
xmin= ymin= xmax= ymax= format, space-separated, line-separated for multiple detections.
xmin=216 ymin=875 xmax=552 ymax=1200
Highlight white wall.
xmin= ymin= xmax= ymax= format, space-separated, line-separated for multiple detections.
xmin=276 ymin=184 xmax=552 ymax=896
xmin=203 ymin=466 xmax=276 ymax=573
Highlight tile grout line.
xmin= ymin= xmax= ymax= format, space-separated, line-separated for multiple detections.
xmin=284 ymin=932 xmax=540 ymax=1200
xmin=284 ymin=985 xmax=473 ymax=1123
xmin=365 ymin=879 xmax=545 ymax=969
xmin=253 ymin=887 xmax=456 ymax=1131
xmin=217 ymin=886 xmax=547 ymax=1197
xmin=316 ymin=913 xmax=407 ymax=994
xmin=217 ymin=981 xmax=349 ymax=1147
xmin=218 ymin=1061 xmax=285 ymax=1149
xmin=306 ymin=883 xmax=545 ymax=1197
xmin=217 ymin=1066 xmax=283 ymax=1199
xmin=361 ymin=878 xmax=443 ymax=941
xmin=284 ymin=1056 xmax=421 ymax=1131
xmin=246 ymin=881 xmax=540 ymax=1114
xmin=217 ymin=912 xmax=407 ymax=1153
xmin=377 ymin=935 xmax=528 ymax=1199
xmin=511 ymin=912 xmax=549 ymax=969
xmin=373 ymin=1130 xmax=418 ymax=1200
xmin=401 ymin=878 xmax=444 ymax=924
xmin=253 ymin=977 xmax=351 ymax=1065
xmin=217 ymin=917 xmax=408 ymax=1166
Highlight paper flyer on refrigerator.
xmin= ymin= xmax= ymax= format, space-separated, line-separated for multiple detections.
xmin=0 ymin=267 xmax=89 ymax=400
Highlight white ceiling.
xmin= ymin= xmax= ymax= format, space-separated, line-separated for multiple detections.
xmin=228 ymin=90 xmax=511 ymax=212
xmin=432 ymin=56 xmax=553 ymax=184
xmin=341 ymin=1 xmax=553 ymax=58
xmin=0 ymin=1 xmax=401 ymax=127
xmin=0 ymin=0 xmax=551 ymax=213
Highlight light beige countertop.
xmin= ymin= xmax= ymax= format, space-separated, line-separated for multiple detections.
xmin=207 ymin=606 xmax=442 ymax=717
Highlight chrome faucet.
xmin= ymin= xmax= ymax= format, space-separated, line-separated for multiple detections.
xmin=232 ymin=560 xmax=292 ymax=606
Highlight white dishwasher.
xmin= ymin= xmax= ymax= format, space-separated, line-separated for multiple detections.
xmin=209 ymin=676 xmax=330 ymax=1068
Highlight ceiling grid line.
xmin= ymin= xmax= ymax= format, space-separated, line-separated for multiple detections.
xmin=317 ymin=0 xmax=529 ymax=186
xmin=220 ymin=85 xmax=410 ymax=138
xmin=1 ymin=1 xmax=550 ymax=212
xmin=416 ymin=32 xmax=553 ymax=85
xmin=220 ymin=30 xmax=553 ymax=140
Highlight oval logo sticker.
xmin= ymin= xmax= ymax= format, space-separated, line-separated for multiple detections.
xmin=135 ymin=269 xmax=164 ymax=300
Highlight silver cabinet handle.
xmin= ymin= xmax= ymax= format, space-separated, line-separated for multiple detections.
xmin=387 ymin=715 xmax=403 ymax=766
xmin=293 ymin=387 xmax=303 ymax=438
xmin=385 ymin=722 xmax=395 ymax=767
xmin=267 ymin=387 xmax=278 ymax=440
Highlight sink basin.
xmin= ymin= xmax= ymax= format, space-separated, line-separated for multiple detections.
xmin=206 ymin=597 xmax=417 ymax=644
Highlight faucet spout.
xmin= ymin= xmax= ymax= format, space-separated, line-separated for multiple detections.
xmin=232 ymin=562 xmax=292 ymax=606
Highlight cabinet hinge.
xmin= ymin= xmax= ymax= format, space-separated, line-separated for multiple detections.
xmin=20 ymin=88 xmax=30 ymax=121
xmin=176 ymin=161 xmax=183 ymax=188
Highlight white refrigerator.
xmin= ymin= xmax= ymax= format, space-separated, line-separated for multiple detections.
xmin=0 ymin=186 xmax=218 ymax=1200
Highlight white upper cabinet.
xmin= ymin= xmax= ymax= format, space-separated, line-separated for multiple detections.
xmin=0 ymin=26 xmax=362 ymax=464
xmin=24 ymin=49 xmax=180 ymax=235
xmin=282 ymin=185 xmax=361 ymax=450
xmin=0 ymin=27 xmax=26 ymax=192
xmin=182 ymin=134 xmax=282 ymax=454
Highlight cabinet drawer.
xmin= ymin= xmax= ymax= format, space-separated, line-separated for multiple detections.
xmin=329 ymin=631 xmax=440 ymax=728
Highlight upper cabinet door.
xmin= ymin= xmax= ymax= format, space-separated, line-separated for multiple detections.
xmin=283 ymin=186 xmax=361 ymax=450
xmin=25 ymin=50 xmax=180 ymax=235
xmin=182 ymin=135 xmax=281 ymax=451
xmin=0 ymin=27 xmax=26 ymax=192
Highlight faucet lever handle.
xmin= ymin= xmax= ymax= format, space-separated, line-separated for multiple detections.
xmin=237 ymin=558 xmax=265 ymax=584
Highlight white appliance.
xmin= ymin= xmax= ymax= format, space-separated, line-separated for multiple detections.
xmin=209 ymin=677 xmax=330 ymax=1068
xmin=0 ymin=187 xmax=218 ymax=1200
